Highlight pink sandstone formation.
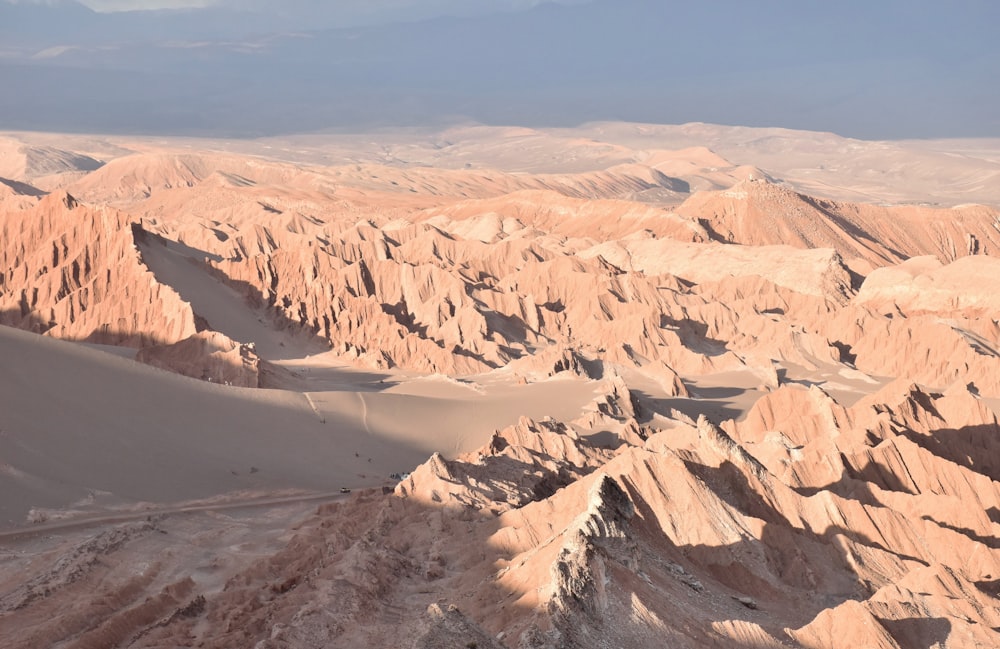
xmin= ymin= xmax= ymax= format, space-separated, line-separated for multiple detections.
xmin=0 ymin=191 xmax=197 ymax=346
xmin=1 ymin=125 xmax=999 ymax=648
xmin=41 ymin=381 xmax=993 ymax=648
xmin=135 ymin=330 xmax=262 ymax=388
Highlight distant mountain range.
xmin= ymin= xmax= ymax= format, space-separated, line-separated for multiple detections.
xmin=1 ymin=0 xmax=998 ymax=137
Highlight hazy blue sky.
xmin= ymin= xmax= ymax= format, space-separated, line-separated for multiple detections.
xmin=1 ymin=0 xmax=998 ymax=138
xmin=75 ymin=0 xmax=565 ymax=13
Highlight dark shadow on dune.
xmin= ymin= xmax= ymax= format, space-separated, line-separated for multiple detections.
xmin=841 ymin=455 xmax=917 ymax=495
xmin=577 ymin=355 xmax=606 ymax=380
xmin=799 ymin=194 xmax=907 ymax=265
xmin=975 ymin=577 xmax=1000 ymax=599
xmin=134 ymin=226 xmax=336 ymax=363
xmin=659 ymin=316 xmax=729 ymax=357
xmin=0 ymin=177 xmax=48 ymax=197
xmin=829 ymin=340 xmax=857 ymax=365
xmin=989 ymin=507 xmax=1000 ymax=526
xmin=620 ymin=467 xmax=868 ymax=636
xmin=875 ymin=616 xmax=951 ymax=649
xmin=902 ymin=423 xmax=1000 ymax=483
xmin=684 ymin=460 xmax=931 ymax=566
xmin=481 ymin=309 xmax=530 ymax=344
xmin=775 ymin=367 xmax=828 ymax=391
xmin=686 ymin=384 xmax=747 ymax=400
xmin=269 ymin=364 xmax=397 ymax=393
xmin=0 ymin=308 xmax=55 ymax=336
xmin=134 ymin=224 xmax=223 ymax=263
xmin=582 ymin=429 xmax=625 ymax=450
xmin=793 ymin=464 xmax=888 ymax=507
xmin=921 ymin=516 xmax=1000 ymax=550
xmin=0 ymin=307 xmax=177 ymax=348
xmin=0 ymin=309 xmax=398 ymax=394
xmin=632 ymin=388 xmax=744 ymax=424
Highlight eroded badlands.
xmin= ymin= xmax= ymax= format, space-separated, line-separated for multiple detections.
xmin=1 ymin=124 xmax=999 ymax=648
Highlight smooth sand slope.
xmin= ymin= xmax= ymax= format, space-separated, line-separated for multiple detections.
xmin=0 ymin=323 xmax=376 ymax=526
xmin=0 ymin=324 xmax=595 ymax=527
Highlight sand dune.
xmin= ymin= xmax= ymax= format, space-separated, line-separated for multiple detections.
xmin=0 ymin=324 xmax=596 ymax=528
xmin=2 ymin=123 xmax=999 ymax=648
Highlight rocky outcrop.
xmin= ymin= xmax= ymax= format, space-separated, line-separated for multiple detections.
xmin=676 ymin=176 xmax=1000 ymax=270
xmin=395 ymin=416 xmax=614 ymax=513
xmin=412 ymin=604 xmax=506 ymax=649
xmin=0 ymin=194 xmax=276 ymax=386
xmin=547 ymin=475 xmax=638 ymax=633
xmin=192 ymin=214 xmax=861 ymax=379
xmin=135 ymin=331 xmax=261 ymax=388
xmin=0 ymin=192 xmax=197 ymax=346
xmin=856 ymin=255 xmax=1000 ymax=314
xmin=117 ymin=383 xmax=1000 ymax=648
xmin=15 ymin=141 xmax=994 ymax=398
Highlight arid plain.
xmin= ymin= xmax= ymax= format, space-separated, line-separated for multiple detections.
xmin=2 ymin=123 xmax=1000 ymax=648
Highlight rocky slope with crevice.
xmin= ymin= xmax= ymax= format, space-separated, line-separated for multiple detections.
xmin=68 ymin=378 xmax=997 ymax=649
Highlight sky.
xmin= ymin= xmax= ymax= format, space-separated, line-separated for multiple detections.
xmin=76 ymin=0 xmax=564 ymax=10
xmin=79 ymin=0 xmax=215 ymax=9
xmin=1 ymin=0 xmax=998 ymax=139
xmin=84 ymin=0 xmax=213 ymax=8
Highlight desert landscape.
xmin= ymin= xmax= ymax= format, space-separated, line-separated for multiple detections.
xmin=1 ymin=122 xmax=1000 ymax=648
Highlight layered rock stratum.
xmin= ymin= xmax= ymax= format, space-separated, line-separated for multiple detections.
xmin=1 ymin=124 xmax=999 ymax=648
